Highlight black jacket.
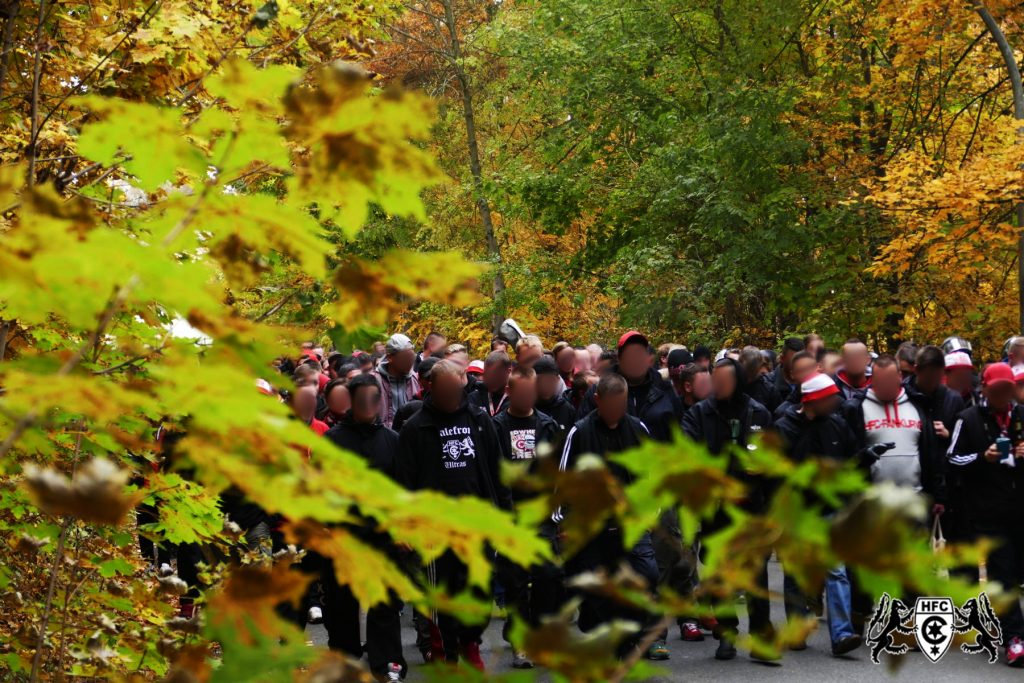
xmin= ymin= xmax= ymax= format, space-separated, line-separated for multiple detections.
xmin=324 ymin=416 xmax=400 ymax=481
xmin=775 ymin=403 xmax=859 ymax=514
xmin=682 ymin=393 xmax=773 ymax=508
xmin=773 ymin=384 xmax=802 ymax=421
xmin=682 ymin=394 xmax=773 ymax=455
xmin=578 ymin=366 xmax=684 ymax=443
xmin=745 ymin=373 xmax=783 ymax=415
xmin=840 ymin=391 xmax=945 ymax=503
xmin=396 ymin=395 xmax=512 ymax=510
xmin=833 ymin=370 xmax=870 ymax=401
xmin=537 ymin=394 xmax=578 ymax=434
xmin=467 ymin=382 xmax=508 ymax=417
xmin=946 ymin=403 xmax=1024 ymax=524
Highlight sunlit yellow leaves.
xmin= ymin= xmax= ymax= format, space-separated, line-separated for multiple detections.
xmin=327 ymin=249 xmax=485 ymax=329
xmin=75 ymin=96 xmax=207 ymax=190
xmin=23 ymin=457 xmax=142 ymax=525
xmin=284 ymin=520 xmax=422 ymax=606
xmin=283 ymin=61 xmax=441 ymax=234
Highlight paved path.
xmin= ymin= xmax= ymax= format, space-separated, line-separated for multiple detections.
xmin=307 ymin=559 xmax=1022 ymax=681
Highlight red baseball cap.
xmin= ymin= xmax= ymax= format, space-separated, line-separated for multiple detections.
xmin=617 ymin=330 xmax=649 ymax=352
xmin=982 ymin=362 xmax=1015 ymax=388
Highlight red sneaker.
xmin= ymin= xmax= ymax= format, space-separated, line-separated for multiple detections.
xmin=699 ymin=615 xmax=720 ymax=639
xmin=680 ymin=621 xmax=705 ymax=642
xmin=461 ymin=641 xmax=485 ymax=672
xmin=1007 ymin=637 xmax=1024 ymax=667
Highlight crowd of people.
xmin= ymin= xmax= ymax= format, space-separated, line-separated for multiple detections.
xmin=152 ymin=327 xmax=1024 ymax=679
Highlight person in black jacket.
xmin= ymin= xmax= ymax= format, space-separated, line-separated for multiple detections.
xmin=741 ymin=347 xmax=782 ymax=414
xmin=467 ymin=350 xmax=511 ymax=417
xmin=774 ymin=372 xmax=864 ymax=658
xmin=578 ymin=330 xmax=684 ymax=443
xmin=772 ymin=351 xmax=819 ymax=420
xmin=534 ymin=356 xmax=577 ymax=436
xmin=323 ymin=373 xmax=407 ymax=679
xmin=768 ymin=337 xmax=805 ymax=397
xmin=557 ymin=373 xmax=659 ymax=658
xmin=493 ymin=366 xmax=561 ymax=669
xmin=682 ymin=358 xmax=780 ymax=660
xmin=947 ymin=362 xmax=1024 ymax=666
xmin=396 ymin=360 xmax=511 ymax=671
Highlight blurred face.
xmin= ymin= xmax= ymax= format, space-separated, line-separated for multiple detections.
xmin=507 ymin=376 xmax=537 ymax=415
xmin=326 ymin=385 xmax=351 ymax=416
xmin=685 ymin=371 xmax=711 ymax=402
xmin=985 ymin=381 xmax=1015 ymax=412
xmin=555 ymin=347 xmax=575 ymax=375
xmin=587 ymin=344 xmax=603 ymax=365
xmin=352 ymin=385 xmax=381 ymax=423
xmin=871 ymin=363 xmax=902 ymax=402
xmin=946 ymin=367 xmax=973 ymax=394
xmin=447 ymin=351 xmax=469 ymax=368
xmin=345 ymin=368 xmax=361 ymax=382
xmin=1016 ymin=382 xmax=1024 ymax=404
xmin=805 ymin=338 xmax=824 ymax=359
xmin=820 ymin=352 xmax=841 ymax=376
xmin=595 ymin=388 xmax=628 ymax=426
xmin=516 ymin=344 xmax=543 ymax=369
xmin=574 ymin=349 xmax=592 ymax=374
xmin=792 ymin=357 xmax=818 ymax=385
xmin=388 ymin=348 xmax=415 ymax=375
xmin=1011 ymin=342 xmax=1024 ymax=365
xmin=372 ymin=342 xmax=386 ymax=355
xmin=536 ymin=373 xmax=560 ymax=401
xmin=292 ymin=386 xmax=318 ymax=423
xmin=780 ymin=349 xmax=797 ymax=371
xmin=426 ymin=335 xmax=446 ymax=354
xmin=915 ymin=365 xmax=942 ymax=393
xmin=431 ymin=371 xmax=466 ymax=413
xmin=595 ymin=357 xmax=614 ymax=376
xmin=483 ymin=362 xmax=511 ymax=393
xmin=711 ymin=364 xmax=737 ymax=401
xmin=492 ymin=340 xmax=509 ymax=353
xmin=842 ymin=342 xmax=870 ymax=377
xmin=898 ymin=358 xmax=915 ymax=376
xmin=618 ymin=343 xmax=649 ymax=381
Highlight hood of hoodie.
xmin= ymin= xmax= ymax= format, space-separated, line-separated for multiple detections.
xmin=864 ymin=387 xmax=908 ymax=408
xmin=836 ymin=369 xmax=871 ymax=390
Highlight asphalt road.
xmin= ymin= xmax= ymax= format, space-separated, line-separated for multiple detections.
xmin=307 ymin=558 xmax=1023 ymax=681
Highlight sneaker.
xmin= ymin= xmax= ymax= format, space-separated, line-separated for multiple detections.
xmin=715 ymin=637 xmax=737 ymax=660
xmin=419 ymin=648 xmax=433 ymax=665
xmin=680 ymin=621 xmax=705 ymax=642
xmin=750 ymin=645 xmax=781 ymax=662
xmin=158 ymin=562 xmax=174 ymax=577
xmin=307 ymin=606 xmax=323 ymax=625
xmin=1008 ymin=637 xmax=1024 ymax=667
xmin=700 ymin=615 xmax=721 ymax=639
xmin=511 ymin=650 xmax=534 ymax=669
xmin=645 ymin=641 xmax=670 ymax=660
xmin=831 ymin=634 xmax=863 ymax=657
xmin=462 ymin=641 xmax=485 ymax=672
xmin=385 ymin=662 xmax=404 ymax=681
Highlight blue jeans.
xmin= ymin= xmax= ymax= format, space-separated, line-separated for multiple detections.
xmin=825 ymin=564 xmax=855 ymax=645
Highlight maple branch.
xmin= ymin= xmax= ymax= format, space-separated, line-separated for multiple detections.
xmin=608 ymin=615 xmax=672 ymax=683
xmin=31 ymin=0 xmax=163 ymax=155
xmin=28 ymin=426 xmax=83 ymax=682
xmin=0 ymin=278 xmax=137 ymax=460
xmin=254 ymin=291 xmax=295 ymax=322
xmin=25 ymin=0 xmax=47 ymax=187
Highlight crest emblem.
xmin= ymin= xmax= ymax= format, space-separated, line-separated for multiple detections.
xmin=914 ymin=597 xmax=954 ymax=662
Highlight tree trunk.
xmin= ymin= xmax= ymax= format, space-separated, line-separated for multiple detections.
xmin=440 ymin=0 xmax=505 ymax=333
xmin=975 ymin=2 xmax=1024 ymax=333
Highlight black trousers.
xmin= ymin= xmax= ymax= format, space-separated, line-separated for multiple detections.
xmin=429 ymin=551 xmax=490 ymax=661
xmin=565 ymin=528 xmax=659 ymax=655
xmin=497 ymin=525 xmax=564 ymax=629
xmin=970 ymin=517 xmax=1024 ymax=643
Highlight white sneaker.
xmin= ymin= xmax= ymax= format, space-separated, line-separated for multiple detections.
xmin=307 ymin=606 xmax=323 ymax=624
xmin=386 ymin=662 xmax=404 ymax=681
